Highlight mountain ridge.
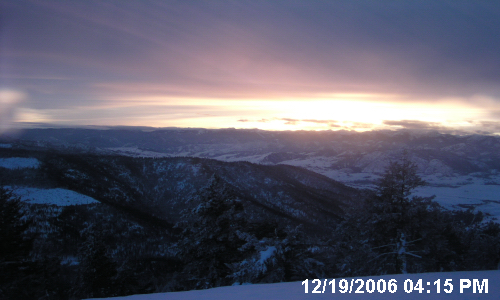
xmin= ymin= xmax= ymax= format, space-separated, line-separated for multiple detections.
xmin=0 ymin=148 xmax=362 ymax=230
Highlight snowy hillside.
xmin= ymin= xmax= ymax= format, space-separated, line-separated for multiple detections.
xmin=1 ymin=130 xmax=499 ymax=299
xmin=8 ymin=187 xmax=99 ymax=206
xmin=3 ymin=128 xmax=500 ymax=221
xmin=89 ymin=270 xmax=500 ymax=300
xmin=0 ymin=157 xmax=40 ymax=169
xmin=414 ymin=180 xmax=500 ymax=221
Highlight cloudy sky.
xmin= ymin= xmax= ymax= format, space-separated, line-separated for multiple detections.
xmin=1 ymin=0 xmax=500 ymax=133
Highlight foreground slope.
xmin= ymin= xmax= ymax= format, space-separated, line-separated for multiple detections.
xmin=89 ymin=270 xmax=500 ymax=300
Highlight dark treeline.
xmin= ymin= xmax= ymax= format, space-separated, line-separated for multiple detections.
xmin=1 ymin=156 xmax=499 ymax=299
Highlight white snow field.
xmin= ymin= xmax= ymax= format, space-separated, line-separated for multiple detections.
xmin=303 ymin=168 xmax=500 ymax=223
xmin=0 ymin=157 xmax=40 ymax=169
xmin=414 ymin=183 xmax=500 ymax=221
xmin=90 ymin=270 xmax=499 ymax=300
xmin=8 ymin=187 xmax=99 ymax=206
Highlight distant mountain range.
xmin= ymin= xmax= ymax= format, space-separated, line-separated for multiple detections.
xmin=3 ymin=127 xmax=500 ymax=177
xmin=2 ymin=127 xmax=500 ymax=220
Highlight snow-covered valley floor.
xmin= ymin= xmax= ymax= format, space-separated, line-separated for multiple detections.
xmin=309 ymin=168 xmax=500 ymax=222
xmin=90 ymin=270 xmax=500 ymax=300
xmin=105 ymin=147 xmax=500 ymax=222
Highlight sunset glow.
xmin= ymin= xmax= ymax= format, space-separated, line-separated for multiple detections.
xmin=9 ymin=95 xmax=492 ymax=133
xmin=1 ymin=1 xmax=500 ymax=134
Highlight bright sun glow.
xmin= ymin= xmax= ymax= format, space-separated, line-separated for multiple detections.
xmin=13 ymin=94 xmax=496 ymax=133
xmin=269 ymin=99 xmax=484 ymax=123
xmin=120 ymin=95 xmax=491 ymax=131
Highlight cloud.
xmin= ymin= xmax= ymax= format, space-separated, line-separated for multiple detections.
xmin=237 ymin=118 xmax=271 ymax=123
xmin=0 ymin=89 xmax=26 ymax=133
xmin=236 ymin=117 xmax=340 ymax=127
xmin=487 ymin=110 xmax=500 ymax=119
xmin=3 ymin=1 xmax=500 ymax=129
xmin=383 ymin=120 xmax=443 ymax=130
xmin=279 ymin=118 xmax=298 ymax=125
xmin=276 ymin=118 xmax=343 ymax=127
xmin=4 ymin=1 xmax=500 ymax=103
xmin=380 ymin=120 xmax=500 ymax=135
xmin=302 ymin=119 xmax=334 ymax=124
xmin=478 ymin=121 xmax=500 ymax=131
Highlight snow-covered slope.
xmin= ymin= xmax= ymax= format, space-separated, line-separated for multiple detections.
xmin=8 ymin=186 xmax=99 ymax=206
xmin=4 ymin=128 xmax=500 ymax=220
xmin=34 ymin=154 xmax=360 ymax=226
xmin=89 ymin=270 xmax=500 ymax=300
xmin=0 ymin=157 xmax=40 ymax=169
xmin=414 ymin=178 xmax=500 ymax=221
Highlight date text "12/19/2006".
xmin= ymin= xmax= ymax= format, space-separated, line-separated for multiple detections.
xmin=302 ymin=278 xmax=488 ymax=294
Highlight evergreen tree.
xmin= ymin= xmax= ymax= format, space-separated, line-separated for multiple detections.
xmin=77 ymin=226 xmax=118 ymax=298
xmin=227 ymin=224 xmax=324 ymax=284
xmin=0 ymin=187 xmax=34 ymax=299
xmin=264 ymin=225 xmax=325 ymax=282
xmin=369 ymin=152 xmax=426 ymax=273
xmin=176 ymin=175 xmax=248 ymax=290
xmin=333 ymin=152 xmax=429 ymax=275
xmin=333 ymin=152 xmax=500 ymax=276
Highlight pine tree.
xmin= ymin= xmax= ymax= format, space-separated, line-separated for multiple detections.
xmin=226 ymin=224 xmax=323 ymax=284
xmin=366 ymin=152 xmax=425 ymax=273
xmin=334 ymin=152 xmax=500 ymax=276
xmin=176 ymin=175 xmax=248 ymax=290
xmin=0 ymin=187 xmax=34 ymax=299
xmin=77 ymin=226 xmax=118 ymax=298
xmin=333 ymin=152 xmax=428 ymax=275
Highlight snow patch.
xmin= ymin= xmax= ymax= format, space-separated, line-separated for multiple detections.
xmin=0 ymin=157 xmax=40 ymax=169
xmin=258 ymin=246 xmax=276 ymax=265
xmin=414 ymin=184 xmax=500 ymax=221
xmin=61 ymin=256 xmax=79 ymax=266
xmin=7 ymin=187 xmax=99 ymax=206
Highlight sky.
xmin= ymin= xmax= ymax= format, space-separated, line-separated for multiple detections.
xmin=1 ymin=0 xmax=500 ymax=133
